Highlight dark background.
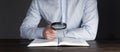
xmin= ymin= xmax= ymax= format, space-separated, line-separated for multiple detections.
xmin=0 ymin=0 xmax=120 ymax=40
xmin=0 ymin=0 xmax=31 ymax=39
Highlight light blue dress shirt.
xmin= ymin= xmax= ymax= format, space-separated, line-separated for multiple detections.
xmin=20 ymin=0 xmax=99 ymax=40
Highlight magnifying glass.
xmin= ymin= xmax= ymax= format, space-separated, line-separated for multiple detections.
xmin=51 ymin=22 xmax=67 ymax=30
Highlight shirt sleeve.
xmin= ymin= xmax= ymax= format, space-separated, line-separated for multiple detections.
xmin=57 ymin=0 xmax=99 ymax=40
xmin=20 ymin=0 xmax=44 ymax=39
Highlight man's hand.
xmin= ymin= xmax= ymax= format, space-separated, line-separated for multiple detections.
xmin=43 ymin=25 xmax=57 ymax=40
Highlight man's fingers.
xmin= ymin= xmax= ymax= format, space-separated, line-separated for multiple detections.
xmin=46 ymin=35 xmax=55 ymax=40
xmin=46 ymin=29 xmax=57 ymax=35
xmin=50 ymin=30 xmax=57 ymax=34
xmin=43 ymin=25 xmax=57 ymax=40
xmin=46 ymin=34 xmax=55 ymax=38
xmin=45 ymin=31 xmax=49 ymax=34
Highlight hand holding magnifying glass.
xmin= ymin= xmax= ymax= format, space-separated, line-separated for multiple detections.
xmin=44 ymin=22 xmax=67 ymax=40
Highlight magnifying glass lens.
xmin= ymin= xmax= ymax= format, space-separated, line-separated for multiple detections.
xmin=51 ymin=22 xmax=67 ymax=30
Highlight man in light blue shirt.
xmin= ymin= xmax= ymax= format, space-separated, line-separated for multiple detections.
xmin=20 ymin=0 xmax=99 ymax=40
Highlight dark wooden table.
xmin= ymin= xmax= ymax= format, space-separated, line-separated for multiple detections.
xmin=0 ymin=39 xmax=120 ymax=52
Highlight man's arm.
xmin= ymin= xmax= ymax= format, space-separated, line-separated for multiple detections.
xmin=57 ymin=0 xmax=98 ymax=40
xmin=66 ymin=0 xmax=98 ymax=40
xmin=20 ymin=0 xmax=44 ymax=39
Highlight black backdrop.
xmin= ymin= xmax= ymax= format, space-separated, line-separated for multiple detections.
xmin=0 ymin=0 xmax=31 ymax=39
xmin=97 ymin=0 xmax=120 ymax=40
xmin=0 ymin=0 xmax=120 ymax=40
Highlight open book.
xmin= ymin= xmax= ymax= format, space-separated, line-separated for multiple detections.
xmin=27 ymin=38 xmax=89 ymax=47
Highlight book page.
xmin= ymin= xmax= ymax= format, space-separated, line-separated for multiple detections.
xmin=27 ymin=39 xmax=58 ymax=47
xmin=58 ymin=38 xmax=89 ymax=46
